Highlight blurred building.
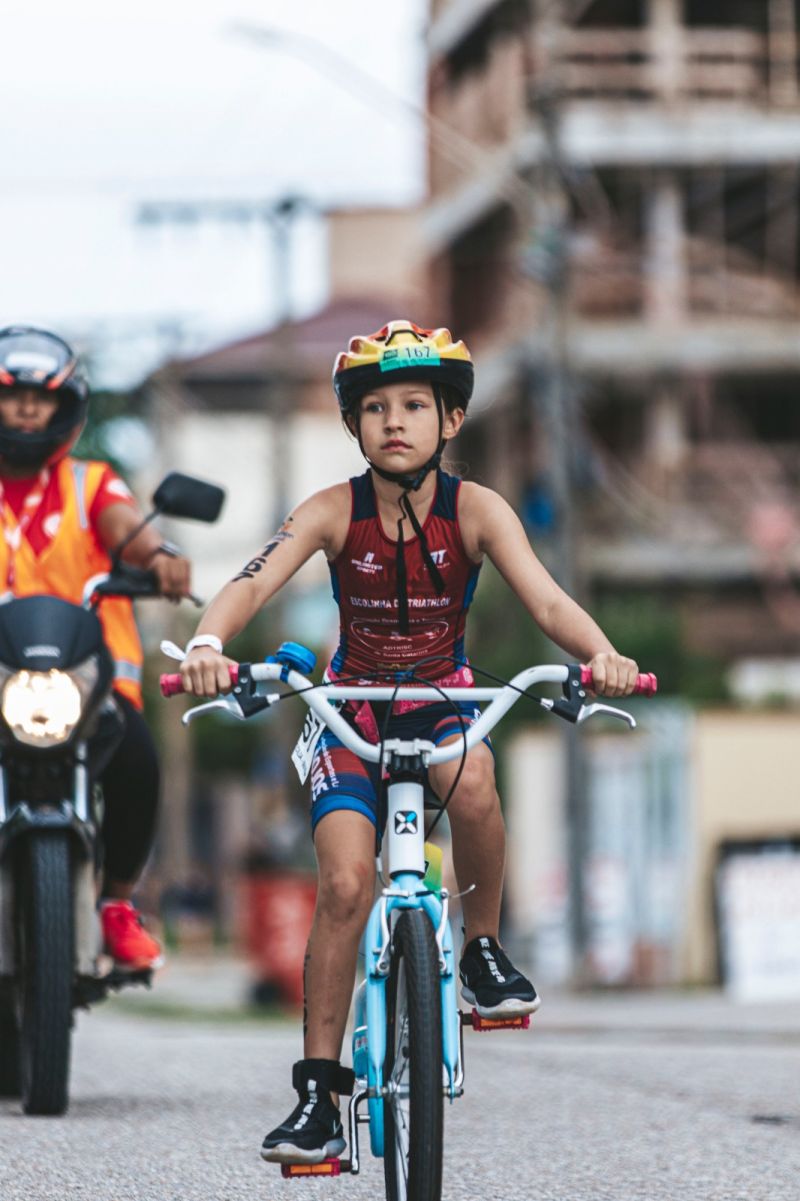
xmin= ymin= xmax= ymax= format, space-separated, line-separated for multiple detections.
xmin=140 ymin=205 xmax=430 ymax=918
xmin=426 ymin=0 xmax=800 ymax=986
xmin=427 ymin=0 xmax=800 ymax=661
xmin=142 ymin=206 xmax=430 ymax=602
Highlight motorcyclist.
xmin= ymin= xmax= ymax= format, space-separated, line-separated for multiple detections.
xmin=0 ymin=325 xmax=191 ymax=969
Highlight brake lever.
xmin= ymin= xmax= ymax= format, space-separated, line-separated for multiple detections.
xmin=182 ymin=697 xmax=247 ymax=726
xmin=577 ymin=702 xmax=636 ymax=729
xmin=181 ymin=692 xmax=281 ymax=726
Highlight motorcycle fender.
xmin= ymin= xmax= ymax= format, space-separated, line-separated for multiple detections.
xmin=0 ymin=861 xmax=13 ymax=976
xmin=73 ymin=856 xmax=100 ymax=975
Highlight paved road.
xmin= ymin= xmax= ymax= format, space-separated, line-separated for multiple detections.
xmin=1 ymin=962 xmax=798 ymax=1201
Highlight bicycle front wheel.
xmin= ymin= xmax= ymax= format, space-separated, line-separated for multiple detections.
xmin=383 ymin=908 xmax=443 ymax=1201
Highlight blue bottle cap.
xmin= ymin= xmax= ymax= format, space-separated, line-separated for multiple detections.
xmin=272 ymin=641 xmax=317 ymax=675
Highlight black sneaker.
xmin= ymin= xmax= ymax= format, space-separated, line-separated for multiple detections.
xmin=459 ymin=935 xmax=541 ymax=1018
xmin=260 ymin=1059 xmax=352 ymax=1165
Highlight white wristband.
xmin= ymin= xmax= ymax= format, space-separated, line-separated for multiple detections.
xmin=185 ymin=635 xmax=224 ymax=655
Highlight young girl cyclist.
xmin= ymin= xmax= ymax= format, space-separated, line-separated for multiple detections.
xmin=178 ymin=320 xmax=639 ymax=1165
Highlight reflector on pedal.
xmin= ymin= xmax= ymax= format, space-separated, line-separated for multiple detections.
xmin=469 ymin=1009 xmax=530 ymax=1031
xmin=280 ymin=1158 xmax=343 ymax=1178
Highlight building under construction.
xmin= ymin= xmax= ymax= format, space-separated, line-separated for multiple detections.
xmin=426 ymin=0 xmax=800 ymax=675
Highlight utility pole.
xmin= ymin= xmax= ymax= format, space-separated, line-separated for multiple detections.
xmin=527 ymin=0 xmax=590 ymax=983
xmin=137 ymin=193 xmax=309 ymax=586
xmin=136 ymin=196 xmax=307 ymax=899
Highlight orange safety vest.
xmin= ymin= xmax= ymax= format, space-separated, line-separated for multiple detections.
xmin=0 ymin=457 xmax=144 ymax=708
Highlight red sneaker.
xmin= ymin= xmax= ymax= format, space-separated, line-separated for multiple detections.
xmin=100 ymin=900 xmax=164 ymax=970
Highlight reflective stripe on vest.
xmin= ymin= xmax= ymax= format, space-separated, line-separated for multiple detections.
xmin=0 ymin=458 xmax=144 ymax=709
xmin=70 ymin=460 xmax=90 ymax=530
xmin=114 ymin=660 xmax=143 ymax=684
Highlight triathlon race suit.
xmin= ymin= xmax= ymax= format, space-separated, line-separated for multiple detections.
xmin=310 ymin=469 xmax=484 ymax=833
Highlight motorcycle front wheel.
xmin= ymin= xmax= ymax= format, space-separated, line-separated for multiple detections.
xmin=16 ymin=831 xmax=74 ymax=1116
xmin=0 ymin=992 xmax=20 ymax=1097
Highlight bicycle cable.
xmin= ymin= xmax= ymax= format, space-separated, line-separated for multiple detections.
xmin=261 ymin=653 xmax=548 ymax=849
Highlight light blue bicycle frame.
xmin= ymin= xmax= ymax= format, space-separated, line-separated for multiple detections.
xmin=351 ymin=757 xmax=463 ymax=1164
xmin=179 ymin=660 xmax=636 ymax=1176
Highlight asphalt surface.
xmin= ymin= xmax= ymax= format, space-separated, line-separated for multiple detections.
xmin=1 ymin=957 xmax=798 ymax=1201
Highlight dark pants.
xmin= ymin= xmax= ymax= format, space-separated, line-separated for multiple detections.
xmin=100 ymin=694 xmax=160 ymax=886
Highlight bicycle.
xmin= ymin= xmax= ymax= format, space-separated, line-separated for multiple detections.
xmin=161 ymin=645 xmax=656 ymax=1200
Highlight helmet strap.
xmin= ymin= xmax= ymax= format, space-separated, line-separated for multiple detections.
xmin=352 ymin=384 xmax=445 ymax=492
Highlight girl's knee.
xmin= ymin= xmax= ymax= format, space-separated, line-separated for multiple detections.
xmin=442 ymin=757 xmax=496 ymax=807
xmin=317 ymin=862 xmax=374 ymax=925
xmin=447 ymin=774 xmax=501 ymax=828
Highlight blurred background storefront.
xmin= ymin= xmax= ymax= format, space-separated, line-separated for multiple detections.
xmin=4 ymin=0 xmax=800 ymax=1001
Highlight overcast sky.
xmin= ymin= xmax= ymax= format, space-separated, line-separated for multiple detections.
xmin=0 ymin=0 xmax=428 ymax=384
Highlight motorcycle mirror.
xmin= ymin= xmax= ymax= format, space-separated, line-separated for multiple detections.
xmin=152 ymin=472 xmax=226 ymax=523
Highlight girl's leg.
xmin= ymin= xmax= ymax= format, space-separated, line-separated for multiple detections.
xmin=429 ymin=739 xmax=539 ymax=1017
xmin=304 ymin=809 xmax=376 ymax=1060
xmin=428 ymin=741 xmax=504 ymax=945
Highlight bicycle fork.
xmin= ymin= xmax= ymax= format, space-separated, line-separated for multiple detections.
xmin=283 ymin=764 xmax=465 ymax=1181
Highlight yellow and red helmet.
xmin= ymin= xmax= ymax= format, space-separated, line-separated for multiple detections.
xmin=332 ymin=319 xmax=474 ymax=413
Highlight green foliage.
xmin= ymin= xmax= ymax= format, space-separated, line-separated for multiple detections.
xmin=72 ymin=388 xmax=137 ymax=480
xmin=463 ymin=567 xmax=730 ymax=803
xmin=591 ymin=592 xmax=730 ymax=703
xmin=467 ymin=560 xmax=552 ymax=698
xmin=465 ymin=562 xmax=553 ymax=795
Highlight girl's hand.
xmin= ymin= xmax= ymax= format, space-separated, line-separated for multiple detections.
xmin=180 ymin=648 xmax=238 ymax=698
xmin=583 ymin=651 xmax=639 ymax=698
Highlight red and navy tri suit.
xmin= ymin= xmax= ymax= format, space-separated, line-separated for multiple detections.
xmin=310 ymin=469 xmax=485 ymax=834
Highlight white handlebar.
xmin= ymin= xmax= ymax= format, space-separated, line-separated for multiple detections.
xmin=246 ymin=662 xmax=572 ymax=765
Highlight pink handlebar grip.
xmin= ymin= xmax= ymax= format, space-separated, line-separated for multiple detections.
xmin=580 ymin=666 xmax=657 ymax=697
xmin=159 ymin=664 xmax=239 ymax=698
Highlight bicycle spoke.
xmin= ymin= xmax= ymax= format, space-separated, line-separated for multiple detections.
xmin=392 ymin=958 xmax=411 ymax=1192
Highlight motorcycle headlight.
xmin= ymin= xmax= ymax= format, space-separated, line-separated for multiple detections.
xmin=0 ymin=666 xmax=95 ymax=748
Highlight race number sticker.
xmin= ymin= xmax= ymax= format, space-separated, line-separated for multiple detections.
xmin=380 ymin=346 xmax=441 ymax=371
xmin=291 ymin=708 xmax=326 ymax=784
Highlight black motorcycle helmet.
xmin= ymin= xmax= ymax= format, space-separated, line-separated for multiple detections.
xmin=0 ymin=326 xmax=89 ymax=468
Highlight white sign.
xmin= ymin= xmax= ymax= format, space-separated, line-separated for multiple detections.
xmin=717 ymin=846 xmax=800 ymax=1002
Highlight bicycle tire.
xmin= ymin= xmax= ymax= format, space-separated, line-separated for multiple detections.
xmin=0 ymin=992 xmax=20 ymax=1097
xmin=383 ymin=908 xmax=443 ymax=1201
xmin=17 ymin=832 xmax=74 ymax=1116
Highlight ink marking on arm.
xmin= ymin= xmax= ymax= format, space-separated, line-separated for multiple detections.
xmin=232 ymin=519 xmax=294 ymax=582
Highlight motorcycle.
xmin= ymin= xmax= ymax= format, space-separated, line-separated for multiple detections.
xmin=0 ymin=471 xmax=224 ymax=1115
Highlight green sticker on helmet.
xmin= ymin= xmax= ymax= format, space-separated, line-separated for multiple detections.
xmin=380 ymin=347 xmax=441 ymax=371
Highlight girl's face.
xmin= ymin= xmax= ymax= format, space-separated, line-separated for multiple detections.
xmin=354 ymin=382 xmax=463 ymax=474
xmin=0 ymin=387 xmax=58 ymax=434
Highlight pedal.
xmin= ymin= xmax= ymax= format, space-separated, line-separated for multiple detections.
xmin=107 ymin=967 xmax=154 ymax=990
xmin=280 ymin=1158 xmax=349 ymax=1178
xmin=74 ymin=966 xmax=154 ymax=1008
xmin=464 ymin=1008 xmax=531 ymax=1032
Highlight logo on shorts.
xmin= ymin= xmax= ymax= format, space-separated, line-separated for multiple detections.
xmin=394 ymin=811 xmax=418 ymax=835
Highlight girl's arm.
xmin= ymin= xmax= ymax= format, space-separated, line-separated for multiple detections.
xmin=459 ymin=483 xmax=638 ymax=697
xmin=180 ymin=483 xmax=348 ymax=696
